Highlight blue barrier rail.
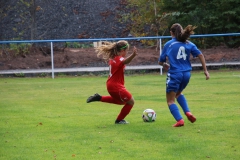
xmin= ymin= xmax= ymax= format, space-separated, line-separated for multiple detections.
xmin=1 ymin=33 xmax=240 ymax=78
xmin=0 ymin=33 xmax=240 ymax=44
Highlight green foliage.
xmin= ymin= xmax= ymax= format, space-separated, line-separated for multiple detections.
xmin=0 ymin=71 xmax=240 ymax=159
xmin=14 ymin=72 xmax=25 ymax=77
xmin=125 ymin=0 xmax=240 ymax=48
xmin=39 ymin=73 xmax=47 ymax=77
xmin=20 ymin=0 xmax=31 ymax=7
xmin=122 ymin=0 xmax=168 ymax=46
xmin=190 ymin=37 xmax=224 ymax=49
xmin=65 ymin=42 xmax=93 ymax=48
xmin=5 ymin=0 xmax=37 ymax=40
xmin=9 ymin=42 xmax=31 ymax=56
xmin=160 ymin=0 xmax=240 ymax=48
xmin=57 ymin=72 xmax=67 ymax=76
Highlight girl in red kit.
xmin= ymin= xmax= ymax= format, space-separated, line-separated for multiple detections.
xmin=87 ymin=40 xmax=138 ymax=124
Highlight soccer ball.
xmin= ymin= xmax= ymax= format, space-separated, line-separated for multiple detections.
xmin=142 ymin=109 xmax=156 ymax=122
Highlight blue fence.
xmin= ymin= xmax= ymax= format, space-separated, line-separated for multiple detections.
xmin=0 ymin=33 xmax=240 ymax=44
xmin=1 ymin=33 xmax=240 ymax=78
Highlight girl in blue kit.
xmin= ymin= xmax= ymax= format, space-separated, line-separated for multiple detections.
xmin=158 ymin=23 xmax=210 ymax=127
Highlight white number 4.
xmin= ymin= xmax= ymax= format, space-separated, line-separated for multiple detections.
xmin=177 ymin=46 xmax=187 ymax=60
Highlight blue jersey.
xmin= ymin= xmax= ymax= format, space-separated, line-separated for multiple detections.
xmin=159 ymin=38 xmax=201 ymax=73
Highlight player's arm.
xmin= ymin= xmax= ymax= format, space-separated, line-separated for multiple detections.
xmin=123 ymin=46 xmax=138 ymax=64
xmin=198 ymin=53 xmax=210 ymax=80
xmin=158 ymin=61 xmax=170 ymax=70
xmin=158 ymin=45 xmax=169 ymax=70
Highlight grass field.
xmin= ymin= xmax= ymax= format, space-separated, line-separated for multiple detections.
xmin=0 ymin=70 xmax=240 ymax=160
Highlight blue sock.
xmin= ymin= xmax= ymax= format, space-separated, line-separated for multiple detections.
xmin=177 ymin=94 xmax=190 ymax=113
xmin=169 ymin=104 xmax=182 ymax=121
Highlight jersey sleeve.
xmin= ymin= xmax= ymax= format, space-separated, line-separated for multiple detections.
xmin=191 ymin=43 xmax=202 ymax=57
xmin=159 ymin=44 xmax=168 ymax=62
xmin=117 ymin=56 xmax=125 ymax=67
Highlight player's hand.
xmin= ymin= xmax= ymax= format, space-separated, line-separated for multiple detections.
xmin=132 ymin=46 xmax=138 ymax=56
xmin=163 ymin=63 xmax=170 ymax=70
xmin=204 ymin=71 xmax=210 ymax=80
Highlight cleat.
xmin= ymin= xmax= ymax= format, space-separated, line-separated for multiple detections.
xmin=186 ymin=112 xmax=196 ymax=123
xmin=115 ymin=119 xmax=129 ymax=124
xmin=87 ymin=93 xmax=101 ymax=103
xmin=173 ymin=119 xmax=184 ymax=127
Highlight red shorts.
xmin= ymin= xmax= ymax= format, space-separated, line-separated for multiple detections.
xmin=108 ymin=88 xmax=132 ymax=103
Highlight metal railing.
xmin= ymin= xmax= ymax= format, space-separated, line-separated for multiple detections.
xmin=1 ymin=33 xmax=240 ymax=78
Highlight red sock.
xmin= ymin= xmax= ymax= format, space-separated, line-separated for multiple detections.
xmin=116 ymin=104 xmax=133 ymax=121
xmin=101 ymin=96 xmax=123 ymax=105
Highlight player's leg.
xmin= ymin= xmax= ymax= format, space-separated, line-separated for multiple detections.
xmin=166 ymin=72 xmax=184 ymax=127
xmin=101 ymin=95 xmax=124 ymax=105
xmin=176 ymin=93 xmax=189 ymax=113
xmin=115 ymin=89 xmax=134 ymax=124
xmin=176 ymin=93 xmax=196 ymax=123
xmin=176 ymin=71 xmax=190 ymax=113
xmin=167 ymin=91 xmax=184 ymax=127
xmin=87 ymin=93 xmax=124 ymax=104
xmin=176 ymin=72 xmax=196 ymax=123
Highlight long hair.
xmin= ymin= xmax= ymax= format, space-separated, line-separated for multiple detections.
xmin=170 ymin=23 xmax=197 ymax=42
xmin=95 ymin=40 xmax=129 ymax=62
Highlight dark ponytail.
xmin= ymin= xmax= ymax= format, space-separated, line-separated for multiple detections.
xmin=170 ymin=23 xmax=197 ymax=42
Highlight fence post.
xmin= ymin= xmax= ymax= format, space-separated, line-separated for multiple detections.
xmin=51 ymin=42 xmax=54 ymax=79
xmin=159 ymin=38 xmax=162 ymax=75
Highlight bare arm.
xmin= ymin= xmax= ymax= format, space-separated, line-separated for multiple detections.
xmin=198 ymin=54 xmax=210 ymax=80
xmin=123 ymin=46 xmax=138 ymax=64
xmin=158 ymin=61 xmax=170 ymax=70
xmin=158 ymin=61 xmax=164 ymax=66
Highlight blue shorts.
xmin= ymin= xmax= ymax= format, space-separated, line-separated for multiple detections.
xmin=166 ymin=71 xmax=191 ymax=93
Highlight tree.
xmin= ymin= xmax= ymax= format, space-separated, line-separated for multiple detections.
xmin=124 ymin=0 xmax=240 ymax=48
xmin=20 ymin=0 xmax=44 ymax=40
xmin=30 ymin=0 xmax=36 ymax=40
xmin=122 ymin=0 xmax=169 ymax=47
xmin=159 ymin=0 xmax=240 ymax=47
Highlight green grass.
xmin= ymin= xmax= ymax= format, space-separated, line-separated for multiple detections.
xmin=0 ymin=71 xmax=240 ymax=160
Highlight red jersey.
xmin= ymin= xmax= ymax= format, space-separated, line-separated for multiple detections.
xmin=106 ymin=56 xmax=125 ymax=92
